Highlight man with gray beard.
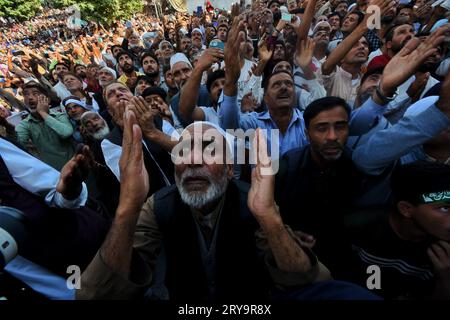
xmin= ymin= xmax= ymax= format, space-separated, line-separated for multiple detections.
xmin=79 ymin=112 xmax=110 ymax=144
xmin=77 ymin=117 xmax=379 ymax=300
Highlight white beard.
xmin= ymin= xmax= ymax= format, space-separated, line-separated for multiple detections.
xmin=92 ymin=126 xmax=110 ymax=140
xmin=175 ymin=166 xmax=228 ymax=209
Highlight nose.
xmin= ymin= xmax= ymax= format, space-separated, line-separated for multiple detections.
xmin=326 ymin=128 xmax=338 ymax=141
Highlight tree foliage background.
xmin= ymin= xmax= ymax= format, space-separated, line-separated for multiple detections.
xmin=0 ymin=0 xmax=43 ymax=21
xmin=0 ymin=0 xmax=144 ymax=23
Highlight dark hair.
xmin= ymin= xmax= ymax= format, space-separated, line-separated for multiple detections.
xmin=22 ymin=81 xmax=50 ymax=97
xmin=347 ymin=10 xmax=365 ymax=25
xmin=303 ymin=96 xmax=351 ymax=128
xmin=206 ymin=69 xmax=225 ymax=93
xmin=74 ymin=63 xmax=86 ymax=71
xmin=361 ymin=66 xmax=384 ymax=84
xmin=142 ymin=86 xmax=167 ymax=101
xmin=136 ymin=75 xmax=154 ymax=86
xmin=385 ymin=23 xmax=414 ymax=42
xmin=391 ymin=161 xmax=450 ymax=205
xmin=52 ymin=62 xmax=69 ymax=71
xmin=116 ymin=50 xmax=132 ymax=62
xmin=163 ymin=64 xmax=172 ymax=75
xmin=140 ymin=51 xmax=159 ymax=67
xmin=263 ymin=69 xmax=294 ymax=92
xmin=328 ymin=12 xmax=342 ymax=22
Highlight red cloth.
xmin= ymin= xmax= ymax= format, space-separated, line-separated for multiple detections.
xmin=368 ymin=53 xmax=391 ymax=71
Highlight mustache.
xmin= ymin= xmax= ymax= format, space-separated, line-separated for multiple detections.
xmin=322 ymin=142 xmax=343 ymax=150
xmin=179 ymin=167 xmax=213 ymax=184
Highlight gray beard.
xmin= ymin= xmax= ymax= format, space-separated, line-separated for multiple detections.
xmin=175 ymin=166 xmax=228 ymax=209
xmin=92 ymin=126 xmax=110 ymax=140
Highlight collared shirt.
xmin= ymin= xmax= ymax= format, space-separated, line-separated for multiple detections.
xmin=219 ymin=95 xmax=308 ymax=157
xmin=321 ymin=66 xmax=361 ymax=107
xmin=15 ymin=111 xmax=75 ymax=171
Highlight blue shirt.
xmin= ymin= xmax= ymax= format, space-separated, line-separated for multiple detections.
xmin=219 ymin=94 xmax=385 ymax=157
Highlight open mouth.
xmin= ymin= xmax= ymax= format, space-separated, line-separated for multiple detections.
xmin=183 ymin=176 xmax=210 ymax=188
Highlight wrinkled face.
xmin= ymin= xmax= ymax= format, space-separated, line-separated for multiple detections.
xmin=264 ymin=72 xmax=295 ymax=110
xmin=118 ymin=54 xmax=134 ymax=73
xmin=273 ymin=43 xmax=286 ymax=60
xmin=172 ymin=62 xmax=192 ymax=89
xmin=341 ymin=13 xmax=359 ymax=33
xmin=142 ymin=55 xmax=159 ymax=75
xmin=55 ymin=64 xmax=69 ymax=78
xmin=388 ymin=24 xmax=415 ymax=53
xmin=81 ymin=113 xmax=109 ymax=140
xmin=306 ymin=106 xmax=349 ymax=161
xmin=75 ymin=65 xmax=87 ymax=78
xmin=180 ymin=37 xmax=192 ymax=51
xmin=343 ymin=36 xmax=369 ymax=64
xmin=98 ymin=69 xmax=115 ymax=87
xmin=105 ymin=82 xmax=133 ymax=127
xmin=336 ymin=2 xmax=348 ymax=17
xmin=65 ymin=103 xmax=86 ymax=121
xmin=405 ymin=201 xmax=450 ymax=241
xmin=63 ymin=74 xmax=83 ymax=92
xmin=210 ymin=77 xmax=225 ymax=104
xmin=192 ymin=30 xmax=203 ymax=47
xmin=328 ymin=15 xmax=341 ymax=30
xmin=217 ymin=26 xmax=228 ymax=42
xmin=136 ymin=79 xmax=152 ymax=96
xmin=174 ymin=124 xmax=233 ymax=209
xmin=273 ymin=61 xmax=292 ymax=74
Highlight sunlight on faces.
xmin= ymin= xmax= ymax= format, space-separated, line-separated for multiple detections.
xmin=173 ymin=123 xmax=233 ymax=209
xmin=104 ymin=82 xmax=133 ymax=128
xmin=80 ymin=112 xmax=110 ymax=140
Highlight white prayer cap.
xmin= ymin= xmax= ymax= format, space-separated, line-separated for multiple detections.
xmin=99 ymin=66 xmax=117 ymax=79
xmin=170 ymin=53 xmax=193 ymax=70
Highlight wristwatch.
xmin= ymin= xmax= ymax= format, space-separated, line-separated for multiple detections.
xmin=375 ymin=84 xmax=397 ymax=104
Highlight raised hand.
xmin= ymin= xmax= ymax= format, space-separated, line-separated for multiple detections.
xmin=118 ymin=108 xmax=149 ymax=212
xmin=248 ymin=129 xmax=277 ymax=222
xmin=196 ymin=48 xmax=224 ymax=72
xmin=296 ymin=37 xmax=316 ymax=70
xmin=258 ymin=34 xmax=274 ymax=63
xmin=36 ymin=94 xmax=50 ymax=116
xmin=224 ymin=15 xmax=247 ymax=96
xmin=241 ymin=92 xmax=258 ymax=113
xmin=428 ymin=240 xmax=450 ymax=298
xmin=56 ymin=144 xmax=92 ymax=200
xmin=380 ymin=25 xmax=449 ymax=97
xmin=129 ymin=96 xmax=159 ymax=136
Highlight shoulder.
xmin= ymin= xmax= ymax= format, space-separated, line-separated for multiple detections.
xmin=154 ymin=184 xmax=179 ymax=202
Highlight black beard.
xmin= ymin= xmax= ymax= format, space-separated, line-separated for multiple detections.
xmin=122 ymin=64 xmax=135 ymax=74
xmin=145 ymin=70 xmax=159 ymax=78
xmin=273 ymin=11 xmax=281 ymax=21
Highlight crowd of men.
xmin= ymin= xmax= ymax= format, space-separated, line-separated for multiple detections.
xmin=0 ymin=0 xmax=450 ymax=300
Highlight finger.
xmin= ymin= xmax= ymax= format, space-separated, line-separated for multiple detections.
xmin=428 ymin=247 xmax=442 ymax=268
xmin=397 ymin=37 xmax=420 ymax=57
xmin=121 ymin=109 xmax=134 ymax=164
xmin=132 ymin=122 xmax=144 ymax=165
xmin=431 ymin=243 xmax=447 ymax=259
xmin=437 ymin=240 xmax=450 ymax=255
